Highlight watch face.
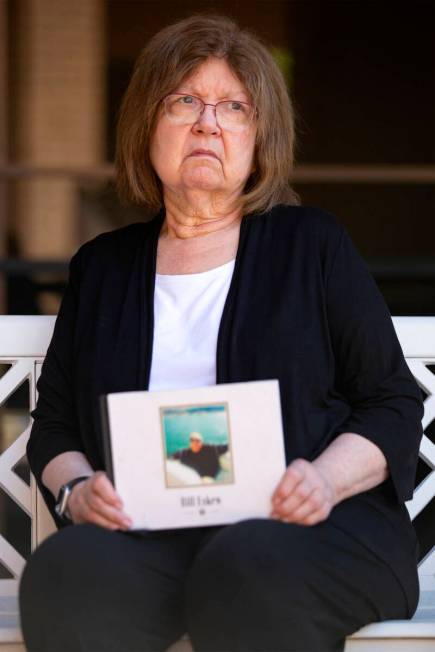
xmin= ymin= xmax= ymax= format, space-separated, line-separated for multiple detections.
xmin=56 ymin=484 xmax=70 ymax=516
xmin=55 ymin=477 xmax=89 ymax=520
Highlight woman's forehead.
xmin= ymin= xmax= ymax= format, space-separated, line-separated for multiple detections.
xmin=176 ymin=58 xmax=250 ymax=101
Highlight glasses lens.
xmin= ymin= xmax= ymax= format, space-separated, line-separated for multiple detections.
xmin=216 ymin=101 xmax=252 ymax=130
xmin=164 ymin=95 xmax=254 ymax=130
xmin=165 ymin=95 xmax=201 ymax=123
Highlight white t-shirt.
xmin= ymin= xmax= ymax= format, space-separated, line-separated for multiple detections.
xmin=148 ymin=259 xmax=236 ymax=391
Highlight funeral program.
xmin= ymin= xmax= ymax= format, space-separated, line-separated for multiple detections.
xmin=100 ymin=380 xmax=286 ymax=529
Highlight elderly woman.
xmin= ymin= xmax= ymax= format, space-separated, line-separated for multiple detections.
xmin=19 ymin=14 xmax=423 ymax=652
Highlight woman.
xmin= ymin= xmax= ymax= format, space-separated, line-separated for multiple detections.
xmin=20 ymin=14 xmax=423 ymax=652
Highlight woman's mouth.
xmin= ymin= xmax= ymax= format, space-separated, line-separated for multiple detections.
xmin=188 ymin=149 xmax=219 ymax=159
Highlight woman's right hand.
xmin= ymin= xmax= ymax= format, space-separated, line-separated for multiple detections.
xmin=67 ymin=471 xmax=133 ymax=530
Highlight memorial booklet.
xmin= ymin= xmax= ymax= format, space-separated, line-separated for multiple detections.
xmin=100 ymin=379 xmax=286 ymax=530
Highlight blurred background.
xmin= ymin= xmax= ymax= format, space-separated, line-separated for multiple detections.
xmin=0 ymin=0 xmax=435 ymax=315
xmin=1 ymin=0 xmax=434 ymax=317
xmin=0 ymin=0 xmax=434 ymax=574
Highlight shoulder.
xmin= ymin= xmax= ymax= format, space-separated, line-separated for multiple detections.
xmin=76 ymin=220 xmax=152 ymax=263
xmin=247 ymin=204 xmax=347 ymax=259
xmin=68 ymin=214 xmax=161 ymax=278
xmin=250 ymin=203 xmax=344 ymax=237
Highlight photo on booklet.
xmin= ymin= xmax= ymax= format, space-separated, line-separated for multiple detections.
xmin=161 ymin=402 xmax=234 ymax=488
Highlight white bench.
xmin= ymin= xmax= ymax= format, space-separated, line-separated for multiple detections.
xmin=0 ymin=315 xmax=434 ymax=652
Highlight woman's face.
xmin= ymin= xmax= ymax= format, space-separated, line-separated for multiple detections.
xmin=150 ymin=57 xmax=257 ymax=201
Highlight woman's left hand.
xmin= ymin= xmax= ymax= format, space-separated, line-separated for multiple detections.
xmin=270 ymin=458 xmax=337 ymax=526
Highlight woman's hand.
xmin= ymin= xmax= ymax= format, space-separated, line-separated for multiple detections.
xmin=270 ymin=434 xmax=389 ymax=526
xmin=270 ymin=458 xmax=336 ymax=526
xmin=67 ymin=471 xmax=133 ymax=531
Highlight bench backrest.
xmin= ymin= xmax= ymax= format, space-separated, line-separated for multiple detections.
xmin=0 ymin=315 xmax=434 ymax=600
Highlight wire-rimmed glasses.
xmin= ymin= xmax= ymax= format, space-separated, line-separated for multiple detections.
xmin=162 ymin=93 xmax=255 ymax=132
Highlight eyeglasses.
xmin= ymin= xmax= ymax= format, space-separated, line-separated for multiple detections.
xmin=162 ymin=93 xmax=255 ymax=132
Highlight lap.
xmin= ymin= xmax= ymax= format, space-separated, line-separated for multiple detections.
xmin=22 ymin=518 xmax=410 ymax=623
xmin=20 ymin=518 xmax=412 ymax=651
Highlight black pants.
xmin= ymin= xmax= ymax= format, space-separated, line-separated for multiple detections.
xmin=19 ymin=518 xmax=412 ymax=652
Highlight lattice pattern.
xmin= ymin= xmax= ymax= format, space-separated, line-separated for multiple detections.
xmin=406 ymin=361 xmax=435 ymax=519
xmin=406 ymin=359 xmax=435 ymax=588
xmin=0 ymin=359 xmax=35 ymax=581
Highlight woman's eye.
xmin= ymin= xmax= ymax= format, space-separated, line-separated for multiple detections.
xmin=229 ymin=102 xmax=243 ymax=111
xmin=180 ymin=95 xmax=195 ymax=104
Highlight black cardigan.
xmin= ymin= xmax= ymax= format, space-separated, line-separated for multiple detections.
xmin=28 ymin=205 xmax=424 ymax=611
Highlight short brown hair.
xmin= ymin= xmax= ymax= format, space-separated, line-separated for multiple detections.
xmin=116 ymin=14 xmax=299 ymax=215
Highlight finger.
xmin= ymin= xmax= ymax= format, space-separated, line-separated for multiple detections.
xmin=83 ymin=492 xmax=132 ymax=528
xmin=271 ymin=480 xmax=316 ymax=518
xmin=71 ymin=487 xmax=131 ymax=528
xmin=281 ymin=488 xmax=326 ymax=523
xmin=298 ymin=503 xmax=331 ymax=526
xmin=91 ymin=472 xmax=123 ymax=507
xmin=272 ymin=461 xmax=306 ymax=504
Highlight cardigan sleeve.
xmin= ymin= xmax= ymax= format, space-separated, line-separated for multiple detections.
xmin=26 ymin=247 xmax=87 ymax=516
xmin=325 ymin=224 xmax=424 ymax=503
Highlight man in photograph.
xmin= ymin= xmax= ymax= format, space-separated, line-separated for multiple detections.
xmin=171 ymin=432 xmax=228 ymax=479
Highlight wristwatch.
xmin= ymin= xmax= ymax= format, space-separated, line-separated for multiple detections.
xmin=54 ymin=476 xmax=90 ymax=523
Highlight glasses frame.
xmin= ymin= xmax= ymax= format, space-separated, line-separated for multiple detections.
xmin=162 ymin=93 xmax=256 ymax=130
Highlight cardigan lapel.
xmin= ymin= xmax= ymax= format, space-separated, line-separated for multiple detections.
xmin=215 ymin=213 xmax=251 ymax=384
xmin=140 ymin=210 xmax=165 ymax=390
xmin=94 ymin=211 xmax=165 ymax=397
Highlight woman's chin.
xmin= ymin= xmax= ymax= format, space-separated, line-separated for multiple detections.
xmin=181 ymin=169 xmax=223 ymax=193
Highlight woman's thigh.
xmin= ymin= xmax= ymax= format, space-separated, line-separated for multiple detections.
xmin=19 ymin=523 xmax=207 ymax=652
xmin=185 ymin=518 xmax=412 ymax=652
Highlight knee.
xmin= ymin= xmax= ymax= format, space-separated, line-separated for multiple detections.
xmin=190 ymin=518 xmax=313 ymax=587
xmin=186 ymin=518 xmax=328 ymax=618
xmin=19 ymin=523 xmax=107 ymax=612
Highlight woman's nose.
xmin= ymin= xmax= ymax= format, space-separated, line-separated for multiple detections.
xmin=192 ymin=104 xmax=221 ymax=135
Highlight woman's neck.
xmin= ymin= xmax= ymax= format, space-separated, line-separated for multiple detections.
xmin=160 ymin=188 xmax=243 ymax=240
xmin=156 ymin=199 xmax=242 ymax=275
